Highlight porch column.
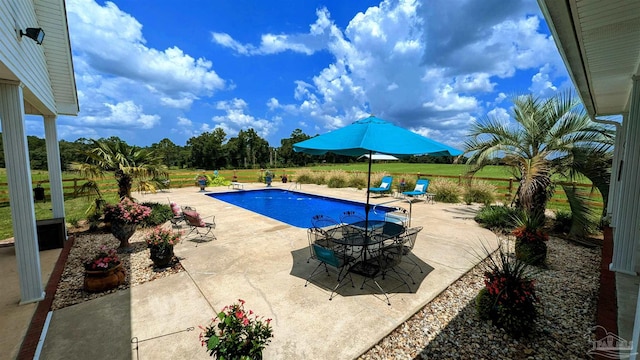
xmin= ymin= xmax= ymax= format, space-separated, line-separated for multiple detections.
xmin=611 ymin=76 xmax=640 ymax=275
xmin=0 ymin=81 xmax=44 ymax=303
xmin=607 ymin=114 xmax=626 ymax=225
xmin=44 ymin=115 xmax=66 ymax=219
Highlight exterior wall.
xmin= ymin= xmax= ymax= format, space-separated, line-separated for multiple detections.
xmin=0 ymin=0 xmax=56 ymax=115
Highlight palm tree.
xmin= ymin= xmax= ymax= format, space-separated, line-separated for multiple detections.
xmin=72 ymin=138 xmax=169 ymax=200
xmin=464 ymin=91 xmax=614 ymax=234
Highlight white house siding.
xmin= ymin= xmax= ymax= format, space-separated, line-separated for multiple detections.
xmin=0 ymin=0 xmax=56 ymax=115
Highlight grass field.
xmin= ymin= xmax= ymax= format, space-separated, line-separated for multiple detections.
xmin=0 ymin=164 xmax=601 ymax=240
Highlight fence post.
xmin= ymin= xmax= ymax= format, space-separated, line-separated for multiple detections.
xmin=508 ymin=178 xmax=514 ymax=196
xmin=458 ymin=175 xmax=462 ymax=185
xmin=73 ymin=178 xmax=78 ymax=196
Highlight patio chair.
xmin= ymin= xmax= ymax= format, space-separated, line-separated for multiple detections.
xmin=311 ymin=214 xmax=342 ymax=238
xmin=307 ymin=227 xmax=341 ymax=262
xmin=384 ymin=226 xmax=424 ymax=274
xmin=369 ymin=176 xmax=393 ymax=196
xmin=402 ymin=179 xmax=430 ymax=202
xmin=169 ymin=201 xmax=185 ymax=228
xmin=349 ymin=236 xmax=415 ymax=306
xmin=182 ymin=206 xmax=216 ymax=243
xmin=305 ymin=243 xmax=356 ymax=301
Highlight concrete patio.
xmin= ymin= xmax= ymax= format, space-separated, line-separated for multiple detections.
xmin=4 ymin=182 xmax=497 ymax=359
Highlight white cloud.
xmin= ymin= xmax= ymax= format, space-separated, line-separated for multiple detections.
xmin=262 ymin=0 xmax=565 ymax=146
xmin=75 ymin=101 xmax=160 ymax=129
xmin=529 ymin=63 xmax=558 ymax=97
xmin=212 ymin=99 xmax=275 ymax=139
xmin=177 ymin=117 xmax=192 ymax=127
xmin=67 ymin=0 xmax=225 ymax=96
xmin=211 ymin=8 xmax=333 ymax=56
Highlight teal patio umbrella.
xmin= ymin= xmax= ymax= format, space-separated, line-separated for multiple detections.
xmin=293 ymin=115 xmax=463 ymax=239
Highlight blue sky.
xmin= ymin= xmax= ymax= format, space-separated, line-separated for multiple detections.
xmin=25 ymin=0 xmax=572 ymax=149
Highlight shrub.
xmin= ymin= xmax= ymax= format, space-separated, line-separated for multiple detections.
xmin=551 ymin=210 xmax=573 ymax=234
xmin=326 ymin=170 xmax=349 ymax=188
xmin=347 ymin=174 xmax=367 ymax=189
xmin=478 ymin=240 xmax=539 ymax=338
xmin=293 ymin=169 xmax=315 ymax=184
xmin=476 ymin=287 xmax=494 ymax=321
xmin=140 ymin=202 xmax=173 ymax=227
xmin=474 ymin=205 xmax=521 ymax=231
xmin=463 ymin=181 xmax=496 ymax=205
xmin=430 ymin=179 xmax=461 ymax=203
xmin=513 ymin=213 xmax=548 ymax=266
xmin=313 ymin=172 xmax=326 ymax=185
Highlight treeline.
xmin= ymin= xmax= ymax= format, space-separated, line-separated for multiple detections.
xmin=0 ymin=127 xmax=455 ymax=171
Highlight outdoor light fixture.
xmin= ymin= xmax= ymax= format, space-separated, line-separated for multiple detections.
xmin=20 ymin=28 xmax=45 ymax=45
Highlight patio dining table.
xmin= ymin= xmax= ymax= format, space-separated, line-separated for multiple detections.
xmin=331 ymin=220 xmax=406 ymax=279
xmin=332 ymin=220 xmax=405 ymax=247
xmin=332 ymin=220 xmax=405 ymax=265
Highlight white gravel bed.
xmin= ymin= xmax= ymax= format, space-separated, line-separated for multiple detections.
xmin=359 ymin=236 xmax=601 ymax=360
xmin=51 ymin=228 xmax=183 ymax=311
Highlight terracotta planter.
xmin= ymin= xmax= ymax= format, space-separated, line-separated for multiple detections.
xmin=111 ymin=222 xmax=138 ymax=250
xmin=150 ymin=245 xmax=174 ymax=268
xmin=84 ymin=263 xmax=126 ymax=292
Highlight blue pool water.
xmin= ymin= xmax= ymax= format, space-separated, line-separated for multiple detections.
xmin=206 ymin=188 xmax=393 ymax=228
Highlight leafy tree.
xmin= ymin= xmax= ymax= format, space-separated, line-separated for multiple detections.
xmin=187 ymin=128 xmax=227 ymax=169
xmin=27 ymin=136 xmax=48 ymax=170
xmin=279 ymin=129 xmax=318 ymax=166
xmin=71 ymin=138 xmax=168 ymax=199
xmin=225 ymin=129 xmax=270 ymax=168
xmin=464 ymin=92 xmax=614 ymax=235
xmin=150 ymin=138 xmax=182 ymax=168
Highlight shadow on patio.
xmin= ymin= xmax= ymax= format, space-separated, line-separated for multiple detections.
xmin=290 ymin=247 xmax=434 ymax=305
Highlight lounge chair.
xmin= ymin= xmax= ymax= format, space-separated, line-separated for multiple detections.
xmin=369 ymin=176 xmax=393 ymax=196
xmin=402 ymin=179 xmax=430 ymax=202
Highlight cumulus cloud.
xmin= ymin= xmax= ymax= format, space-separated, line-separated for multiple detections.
xmin=74 ymin=101 xmax=160 ymax=129
xmin=211 ymin=8 xmax=334 ymax=55
xmin=212 ymin=98 xmax=275 ymax=139
xmin=259 ymin=0 xmax=566 ymax=147
xmin=67 ymin=0 xmax=225 ymax=96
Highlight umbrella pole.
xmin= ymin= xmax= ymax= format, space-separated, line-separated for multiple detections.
xmin=364 ymin=150 xmax=373 ymax=263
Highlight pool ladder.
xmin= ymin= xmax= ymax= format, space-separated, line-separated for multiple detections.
xmin=287 ymin=182 xmax=301 ymax=191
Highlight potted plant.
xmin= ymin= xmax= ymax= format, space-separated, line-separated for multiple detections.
xmin=200 ymin=299 xmax=273 ymax=359
xmin=475 ymin=240 xmax=539 ymax=338
xmin=512 ymin=212 xmax=548 ymax=266
xmin=104 ymin=198 xmax=152 ymax=251
xmin=145 ymin=227 xmax=181 ymax=268
xmin=83 ymin=246 xmax=126 ymax=292
xmin=264 ymin=170 xmax=274 ymax=187
xmin=195 ymin=174 xmax=210 ymax=191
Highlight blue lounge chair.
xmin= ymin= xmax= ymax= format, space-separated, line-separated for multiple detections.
xmin=402 ymin=179 xmax=430 ymax=201
xmin=369 ymin=176 xmax=393 ymax=196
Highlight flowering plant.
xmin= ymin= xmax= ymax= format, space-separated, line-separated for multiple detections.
xmin=511 ymin=212 xmax=548 ymax=243
xmin=104 ymin=198 xmax=151 ymax=224
xmin=476 ymin=240 xmax=539 ymax=338
xmin=83 ymin=246 xmax=120 ymax=271
xmin=145 ymin=227 xmax=181 ymax=250
xmin=200 ymin=299 xmax=273 ymax=359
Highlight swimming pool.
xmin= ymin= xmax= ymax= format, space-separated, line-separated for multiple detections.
xmin=206 ymin=189 xmax=394 ymax=228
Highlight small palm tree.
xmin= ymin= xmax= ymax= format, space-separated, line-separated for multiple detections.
xmin=72 ymin=139 xmax=169 ymax=200
xmin=465 ymin=91 xmax=614 ymax=234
